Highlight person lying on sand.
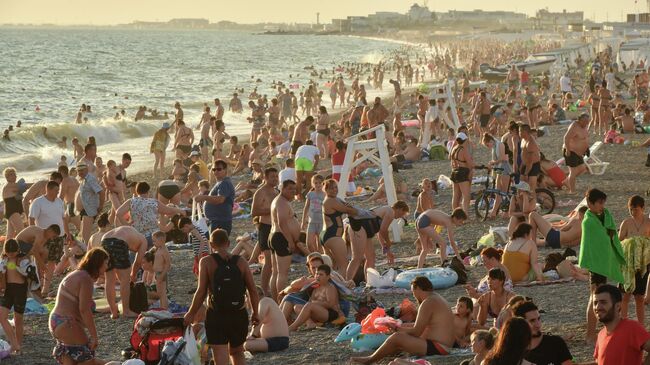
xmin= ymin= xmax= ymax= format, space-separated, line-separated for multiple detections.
xmin=527 ymin=206 xmax=586 ymax=248
xmin=245 ymin=287 xmax=290 ymax=353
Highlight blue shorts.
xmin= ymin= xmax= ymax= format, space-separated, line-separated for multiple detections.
xmin=545 ymin=229 xmax=561 ymax=249
xmin=416 ymin=214 xmax=431 ymax=229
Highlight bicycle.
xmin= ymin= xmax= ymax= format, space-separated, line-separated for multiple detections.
xmin=473 ymin=165 xmax=556 ymax=221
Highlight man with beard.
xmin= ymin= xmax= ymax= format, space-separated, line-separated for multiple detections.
xmin=592 ymin=284 xmax=650 ymax=365
xmin=513 ymin=301 xmax=573 ymax=365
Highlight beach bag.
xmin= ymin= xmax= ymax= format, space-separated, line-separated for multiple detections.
xmin=366 ymin=268 xmax=396 ymax=288
xmin=428 ymin=145 xmax=447 ymax=161
xmin=444 ymin=256 xmax=468 ymax=285
xmin=129 ymin=282 xmax=149 ymax=314
xmin=211 ymin=254 xmax=246 ymax=311
xmin=130 ymin=316 xmax=184 ymax=365
xmin=191 ymin=200 xmax=209 ymax=235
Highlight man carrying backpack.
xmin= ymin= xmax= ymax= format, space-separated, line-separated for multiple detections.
xmin=184 ymin=229 xmax=260 ymax=364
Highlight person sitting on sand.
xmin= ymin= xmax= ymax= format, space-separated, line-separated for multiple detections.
xmin=245 ymin=286 xmax=290 ymax=353
xmin=477 ymin=268 xmax=515 ymax=328
xmin=527 ymin=206 xmax=586 ymax=248
xmin=100 ymin=226 xmax=147 ymax=319
xmin=507 ymin=181 xmax=537 ymax=236
xmin=454 ymin=296 xmax=473 ymax=347
xmin=288 ymin=264 xmax=344 ymax=331
xmin=502 ymin=223 xmax=544 ymax=283
xmin=390 ymin=137 xmax=421 ymax=164
xmin=482 ymin=317 xmax=533 ymax=365
xmin=351 ymin=276 xmax=456 ymax=364
xmin=414 ymin=208 xmax=466 ymax=267
xmin=49 ymin=248 xmax=111 ymax=365
xmin=464 ymin=247 xmax=513 ymax=301
xmin=459 ymin=329 xmax=496 ymax=365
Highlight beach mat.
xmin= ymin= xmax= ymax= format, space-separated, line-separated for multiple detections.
xmin=514 ymin=278 xmax=575 ymax=287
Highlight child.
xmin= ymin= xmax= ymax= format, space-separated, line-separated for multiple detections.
xmin=454 ymin=296 xmax=473 ymax=347
xmin=151 ymin=231 xmax=171 ymax=309
xmin=141 ymin=249 xmax=160 ymax=302
xmin=0 ymin=239 xmax=29 ymax=354
xmin=54 ymin=238 xmax=87 ymax=275
xmin=414 ymin=178 xmax=436 ymax=254
xmin=603 ymin=123 xmax=620 ymax=144
xmin=57 ymin=155 xmax=68 ymax=167
xmin=302 ymin=175 xmax=325 ymax=253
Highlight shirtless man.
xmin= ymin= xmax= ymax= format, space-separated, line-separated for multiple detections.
xmin=229 ymin=93 xmax=243 ymax=113
xmin=352 ymin=276 xmax=456 ymax=364
xmin=391 ymin=138 xmax=421 ymax=163
xmin=367 ymin=97 xmax=390 ymax=129
xmin=562 ymin=113 xmax=590 ymax=193
xmin=389 ymin=79 xmax=402 ymax=106
xmin=472 ymin=92 xmax=491 ymax=137
xmin=528 ymin=206 xmax=586 ymax=248
xmin=22 ymin=172 xmax=63 ymax=219
xmin=2 ymin=168 xmax=25 ymax=239
xmin=214 ymin=98 xmax=225 ymax=122
xmin=415 ymin=208 xmax=466 ymax=267
xmin=15 ymin=224 xmax=61 ymax=278
xmin=416 ymin=95 xmax=428 ymax=132
xmin=616 ymin=108 xmax=635 ymax=133
xmin=519 ymin=124 xmax=541 ymax=196
xmin=291 ymin=116 xmax=314 ymax=157
xmin=58 ymin=165 xmax=81 ymax=231
xmin=100 ymin=226 xmax=147 ymax=319
xmin=288 ymin=264 xmax=343 ymax=331
xmin=174 ymin=119 xmax=194 ymax=160
xmin=71 ymin=138 xmax=84 ymax=162
xmin=269 ymin=180 xmax=301 ymax=301
xmin=199 ymin=116 xmax=215 ymax=162
xmin=80 ymin=143 xmax=98 ymax=177
xmin=244 ymin=287 xmax=290 ymax=353
xmin=250 ymin=168 xmax=279 ymax=297
xmin=268 ymin=98 xmax=281 ymax=128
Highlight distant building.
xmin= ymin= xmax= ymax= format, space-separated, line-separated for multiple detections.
xmin=167 ymin=18 xmax=210 ymax=28
xmin=438 ymin=10 xmax=527 ymax=24
xmin=367 ymin=12 xmax=408 ymax=27
xmin=348 ymin=16 xmax=370 ymax=31
xmin=408 ymin=3 xmax=434 ymax=24
xmin=628 ymin=13 xmax=650 ymax=24
xmin=533 ymin=9 xmax=583 ymax=29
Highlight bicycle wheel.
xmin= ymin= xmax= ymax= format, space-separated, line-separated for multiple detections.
xmin=474 ymin=190 xmax=496 ymax=221
xmin=535 ymin=188 xmax=556 ymax=215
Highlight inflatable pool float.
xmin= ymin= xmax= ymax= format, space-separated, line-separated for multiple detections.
xmin=394 ymin=267 xmax=458 ymax=289
xmin=335 ymin=322 xmax=389 ymax=352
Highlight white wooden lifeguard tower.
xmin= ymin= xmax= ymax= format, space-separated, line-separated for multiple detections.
xmin=429 ymin=79 xmax=461 ymax=132
xmin=337 ymin=124 xmax=403 ymax=241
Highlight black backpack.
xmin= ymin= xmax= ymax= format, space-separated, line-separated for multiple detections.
xmin=129 ymin=282 xmax=149 ymax=314
xmin=211 ymin=254 xmax=246 ymax=311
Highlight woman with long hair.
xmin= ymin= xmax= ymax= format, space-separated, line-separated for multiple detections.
xmin=482 ymin=317 xmax=533 ymax=365
xmin=49 ymin=248 xmax=111 ymax=365
xmin=450 ymin=132 xmax=474 ymax=215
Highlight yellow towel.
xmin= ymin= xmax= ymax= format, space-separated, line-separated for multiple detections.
xmin=621 ymin=236 xmax=650 ymax=293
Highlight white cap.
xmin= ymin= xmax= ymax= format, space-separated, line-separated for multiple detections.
xmin=456 ymin=132 xmax=468 ymax=141
xmin=190 ymin=151 xmax=200 ymax=157
xmin=513 ymin=181 xmax=531 ymax=192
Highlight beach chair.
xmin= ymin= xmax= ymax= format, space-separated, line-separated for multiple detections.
xmin=584 ymin=141 xmax=610 ymax=175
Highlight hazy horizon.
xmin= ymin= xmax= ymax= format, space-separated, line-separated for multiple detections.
xmin=0 ymin=0 xmax=641 ymax=25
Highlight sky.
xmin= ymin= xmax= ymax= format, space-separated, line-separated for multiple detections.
xmin=0 ymin=0 xmax=643 ymax=25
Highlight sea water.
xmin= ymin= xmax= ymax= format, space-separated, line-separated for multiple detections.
xmin=0 ymin=28 xmax=401 ymax=181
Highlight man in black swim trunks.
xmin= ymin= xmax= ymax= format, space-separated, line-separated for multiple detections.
xmin=519 ymin=124 xmax=541 ymax=197
xmin=250 ymin=168 xmax=279 ymax=297
xmin=352 ymin=276 xmax=456 ymax=364
xmin=100 ymin=226 xmax=147 ymax=319
xmin=562 ymin=113 xmax=590 ymax=194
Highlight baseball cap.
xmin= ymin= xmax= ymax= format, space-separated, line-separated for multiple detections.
xmin=513 ymin=181 xmax=531 ymax=192
xmin=456 ymin=132 xmax=468 ymax=141
xmin=190 ymin=151 xmax=200 ymax=157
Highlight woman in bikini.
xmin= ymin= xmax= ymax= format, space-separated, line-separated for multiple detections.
xmin=598 ymin=80 xmax=614 ymax=136
xmin=450 ymin=132 xmax=474 ymax=215
xmin=322 ymin=180 xmax=357 ymax=274
xmin=211 ymin=120 xmax=230 ymax=162
xmin=477 ymin=267 xmax=515 ymax=328
xmin=316 ymin=106 xmax=330 ymax=159
xmin=2 ymin=167 xmax=25 ymax=239
xmin=49 ymin=248 xmax=110 ymax=365
xmin=588 ymin=84 xmax=601 ymax=133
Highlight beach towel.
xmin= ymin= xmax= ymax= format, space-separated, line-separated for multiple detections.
xmin=578 ymin=209 xmax=625 ymax=283
xmin=24 ymin=298 xmax=48 ymax=315
xmin=620 ymin=236 xmax=650 ymax=293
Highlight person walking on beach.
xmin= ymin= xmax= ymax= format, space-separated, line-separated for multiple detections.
xmin=562 ymin=113 xmax=590 ymax=194
xmin=173 ymin=119 xmax=194 ymax=160
xmin=184 ymin=228 xmax=259 ymax=365
xmin=2 ymin=167 xmax=25 ymax=240
xmin=150 ymin=122 xmax=171 ymax=178
xmin=77 ymin=162 xmax=104 ymax=245
xmin=291 ymin=116 xmax=313 ymax=157
xmin=214 ymin=98 xmax=225 ymax=121
xmin=578 ymin=189 xmax=626 ymax=343
xmin=173 ymin=101 xmax=184 ymax=126
xmin=250 ymin=168 xmax=279 ymax=297
xmin=194 ymin=159 xmax=235 ymax=234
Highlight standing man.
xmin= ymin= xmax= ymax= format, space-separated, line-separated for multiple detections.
xmin=420 ymin=99 xmax=437 ymax=148
xmin=229 ymin=93 xmax=243 ymax=113
xmin=195 ymin=160 xmax=235 ymax=235
xmin=560 ymin=72 xmax=572 ymax=96
xmin=367 ymin=97 xmax=389 ymax=129
xmin=270 ymin=180 xmax=301 ymax=301
xmin=214 ymin=98 xmax=225 ymax=122
xmin=592 ymin=285 xmax=650 ymax=365
xmin=578 ymin=189 xmax=626 ymax=343
xmin=174 ymin=101 xmax=184 ymax=126
xmin=250 ymin=167 xmax=279 ymax=297
xmin=472 ymin=91 xmax=491 ymax=138
xmin=80 ymin=143 xmax=98 ymax=177
xmin=294 ymin=141 xmax=320 ymax=199
xmin=513 ymin=301 xmax=574 ymax=365
xmin=184 ymin=229 xmax=259 ymax=365
xmin=28 ymin=180 xmax=68 ymax=297
xmin=77 ymin=162 xmax=104 ymax=245
xmin=291 ymin=116 xmax=314 ymax=157
xmin=101 ymin=226 xmax=147 ymax=319
xmin=519 ymin=124 xmax=541 ymax=196
xmin=562 ymin=113 xmax=590 ymax=194
xmin=59 ymin=166 xmax=80 ymax=232
xmin=199 ymin=116 xmax=215 ymax=162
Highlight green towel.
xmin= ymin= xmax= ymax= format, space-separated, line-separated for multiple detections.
xmin=621 ymin=236 xmax=650 ymax=293
xmin=578 ymin=209 xmax=625 ymax=283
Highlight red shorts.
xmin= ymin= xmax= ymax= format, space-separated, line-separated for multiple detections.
xmin=193 ymin=253 xmax=208 ymax=276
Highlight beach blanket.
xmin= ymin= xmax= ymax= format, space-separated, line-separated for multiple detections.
xmin=514 ymin=278 xmax=575 ymax=287
xmin=621 ymin=236 xmax=650 ymax=293
xmin=578 ymin=209 xmax=625 ymax=283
